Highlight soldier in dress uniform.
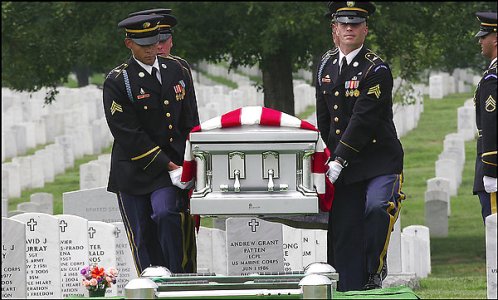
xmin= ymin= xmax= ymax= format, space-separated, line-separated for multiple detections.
xmin=316 ymin=2 xmax=405 ymax=291
xmin=472 ymin=11 xmax=497 ymax=222
xmin=102 ymin=14 xmax=197 ymax=274
xmin=129 ymin=8 xmax=200 ymax=126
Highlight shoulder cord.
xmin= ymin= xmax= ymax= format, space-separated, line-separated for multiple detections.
xmin=122 ymin=70 xmax=134 ymax=103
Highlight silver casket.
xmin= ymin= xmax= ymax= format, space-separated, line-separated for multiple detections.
xmin=189 ymin=125 xmax=319 ymax=216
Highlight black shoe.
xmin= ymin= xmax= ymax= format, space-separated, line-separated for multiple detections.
xmin=363 ymin=273 xmax=382 ymax=290
xmin=381 ymin=263 xmax=388 ymax=281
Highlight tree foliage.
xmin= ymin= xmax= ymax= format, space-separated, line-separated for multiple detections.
xmin=2 ymin=1 xmax=497 ymax=108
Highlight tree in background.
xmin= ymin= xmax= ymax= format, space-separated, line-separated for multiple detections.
xmin=2 ymin=2 xmax=497 ymax=110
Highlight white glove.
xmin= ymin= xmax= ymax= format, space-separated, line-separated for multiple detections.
xmin=483 ymin=176 xmax=497 ymax=193
xmin=326 ymin=160 xmax=344 ymax=184
xmin=168 ymin=167 xmax=194 ymax=190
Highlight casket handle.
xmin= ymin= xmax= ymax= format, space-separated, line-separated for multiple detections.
xmin=267 ymin=169 xmax=275 ymax=192
xmin=233 ymin=169 xmax=241 ymax=192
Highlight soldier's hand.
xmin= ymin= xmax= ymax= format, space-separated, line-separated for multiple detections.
xmin=483 ymin=176 xmax=497 ymax=193
xmin=169 ymin=167 xmax=194 ymax=190
xmin=326 ymin=160 xmax=343 ymax=184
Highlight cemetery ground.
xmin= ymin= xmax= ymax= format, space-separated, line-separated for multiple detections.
xmin=6 ymin=92 xmax=488 ymax=298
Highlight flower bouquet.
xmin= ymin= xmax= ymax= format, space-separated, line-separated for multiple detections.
xmin=80 ymin=265 xmax=118 ymax=297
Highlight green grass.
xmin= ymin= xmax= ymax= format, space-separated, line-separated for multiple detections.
xmin=398 ymin=92 xmax=487 ymax=298
xmin=197 ymin=69 xmax=239 ymax=89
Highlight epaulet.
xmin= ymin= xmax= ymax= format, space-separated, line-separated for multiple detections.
xmin=321 ymin=48 xmax=338 ymax=61
xmin=365 ymin=50 xmax=389 ymax=76
xmin=106 ymin=63 xmax=128 ymax=79
xmin=364 ymin=50 xmax=384 ymax=65
xmin=484 ymin=61 xmax=497 ymax=76
xmin=170 ymin=54 xmax=189 ymax=65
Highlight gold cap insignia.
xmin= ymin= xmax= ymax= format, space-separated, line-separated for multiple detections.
xmin=347 ymin=1 xmax=355 ymax=7
xmin=143 ymin=22 xmax=151 ymax=29
xmin=110 ymin=101 xmax=123 ymax=115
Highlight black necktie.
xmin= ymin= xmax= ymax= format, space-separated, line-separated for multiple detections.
xmin=151 ymin=67 xmax=161 ymax=85
xmin=340 ymin=57 xmax=348 ymax=75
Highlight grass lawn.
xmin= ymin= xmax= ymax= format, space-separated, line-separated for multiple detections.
xmin=399 ymin=92 xmax=487 ymax=298
xmin=5 ymin=90 xmax=488 ymax=298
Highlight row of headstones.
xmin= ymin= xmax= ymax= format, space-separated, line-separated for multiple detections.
xmin=193 ymin=62 xmax=317 ymax=120
xmin=425 ymin=99 xmax=476 ymax=237
xmin=2 ymin=127 xmax=113 ymax=200
xmin=2 ymin=85 xmax=110 ymax=162
xmin=429 ymin=69 xmax=479 ymax=99
xmin=2 ymin=213 xmax=137 ymax=299
xmin=200 ymin=214 xmax=431 ymax=288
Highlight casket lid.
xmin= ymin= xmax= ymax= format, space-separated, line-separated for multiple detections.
xmin=190 ymin=125 xmax=318 ymax=143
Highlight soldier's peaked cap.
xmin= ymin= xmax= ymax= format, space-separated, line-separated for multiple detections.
xmin=326 ymin=2 xmax=375 ymax=24
xmin=118 ymin=14 xmax=162 ymax=46
xmin=475 ymin=12 xmax=497 ymax=38
xmin=128 ymin=9 xmax=177 ymax=42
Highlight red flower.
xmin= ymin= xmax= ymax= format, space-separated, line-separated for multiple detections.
xmin=91 ymin=266 xmax=105 ymax=279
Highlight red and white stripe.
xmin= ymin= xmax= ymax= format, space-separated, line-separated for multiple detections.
xmin=181 ymin=106 xmax=334 ymax=212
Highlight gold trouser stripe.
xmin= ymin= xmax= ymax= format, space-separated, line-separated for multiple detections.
xmin=481 ymin=22 xmax=497 ymax=27
xmin=143 ymin=149 xmax=161 ymax=170
xmin=132 ymin=146 xmax=160 ymax=161
xmin=117 ymin=193 xmax=142 ymax=275
xmin=491 ymin=192 xmax=497 ymax=215
xmin=339 ymin=140 xmax=360 ymax=152
xmin=377 ymin=174 xmax=402 ymax=274
xmin=191 ymin=216 xmax=197 ymax=272
xmin=180 ymin=212 xmax=188 ymax=269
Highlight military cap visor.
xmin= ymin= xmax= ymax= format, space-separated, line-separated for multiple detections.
xmin=118 ymin=14 xmax=162 ymax=46
xmin=326 ymin=1 xmax=375 ymax=22
xmin=475 ymin=11 xmax=497 ymax=38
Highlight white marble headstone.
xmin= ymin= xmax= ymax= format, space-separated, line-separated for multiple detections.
xmin=112 ymin=222 xmax=138 ymax=296
xmin=424 ymin=190 xmax=449 ymax=237
xmin=30 ymin=193 xmax=54 ymax=215
xmin=57 ymin=214 xmax=89 ymax=298
xmin=10 ymin=213 xmax=62 ymax=298
xmin=2 ymin=217 xmax=27 ymax=299
xmin=87 ymin=221 xmax=118 ymax=296
xmin=282 ymin=225 xmax=303 ymax=272
xmin=63 ymin=187 xmax=122 ymax=223
xmin=226 ymin=217 xmax=284 ymax=276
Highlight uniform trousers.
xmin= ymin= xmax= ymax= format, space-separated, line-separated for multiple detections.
xmin=477 ymin=191 xmax=496 ymax=223
xmin=117 ymin=186 xmax=185 ymax=274
xmin=328 ymin=174 xmax=403 ymax=291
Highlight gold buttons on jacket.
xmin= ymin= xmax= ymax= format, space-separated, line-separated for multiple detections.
xmin=143 ymin=106 xmax=148 ymax=110
xmin=333 ymin=105 xmax=338 ymax=110
xmin=334 ymin=117 xmax=339 ymax=122
xmin=164 ymin=100 xmax=169 ymax=105
xmin=334 ymin=91 xmax=339 ymax=96
xmin=169 ymin=138 xmax=173 ymax=142
xmin=335 ymin=129 xmax=341 ymax=134
xmin=168 ymin=125 xmax=173 ymax=129
xmin=372 ymin=139 xmax=377 ymax=143
xmin=166 ymin=112 xmax=171 ymax=117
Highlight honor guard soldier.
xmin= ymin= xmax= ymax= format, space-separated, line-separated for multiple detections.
xmin=316 ymin=2 xmax=405 ymax=291
xmin=129 ymin=8 xmax=200 ymax=126
xmin=103 ymin=14 xmax=197 ymax=275
xmin=473 ymin=11 xmax=497 ymax=222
